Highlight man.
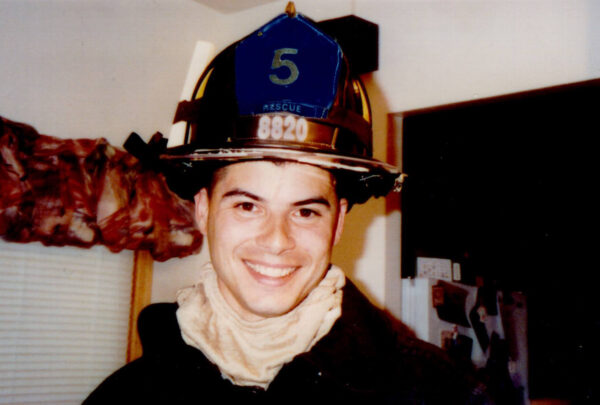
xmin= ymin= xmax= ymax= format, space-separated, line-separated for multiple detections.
xmin=85 ymin=4 xmax=478 ymax=403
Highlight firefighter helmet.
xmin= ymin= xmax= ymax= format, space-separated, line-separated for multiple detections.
xmin=160 ymin=4 xmax=402 ymax=204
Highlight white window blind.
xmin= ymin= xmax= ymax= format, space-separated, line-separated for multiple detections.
xmin=0 ymin=240 xmax=133 ymax=405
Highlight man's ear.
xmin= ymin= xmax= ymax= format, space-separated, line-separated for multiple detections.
xmin=333 ymin=198 xmax=348 ymax=245
xmin=194 ymin=188 xmax=209 ymax=235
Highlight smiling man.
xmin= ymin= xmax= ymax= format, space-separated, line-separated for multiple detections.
xmin=194 ymin=161 xmax=347 ymax=322
xmin=85 ymin=4 xmax=479 ymax=404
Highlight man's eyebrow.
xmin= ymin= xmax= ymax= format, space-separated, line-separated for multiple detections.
xmin=293 ymin=197 xmax=331 ymax=208
xmin=222 ymin=190 xmax=331 ymax=208
xmin=222 ymin=189 xmax=264 ymax=202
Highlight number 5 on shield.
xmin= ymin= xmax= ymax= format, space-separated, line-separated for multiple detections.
xmin=269 ymin=48 xmax=299 ymax=85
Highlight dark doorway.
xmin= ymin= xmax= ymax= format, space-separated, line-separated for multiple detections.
xmin=400 ymin=79 xmax=599 ymax=402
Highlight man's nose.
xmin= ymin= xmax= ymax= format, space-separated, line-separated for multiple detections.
xmin=256 ymin=215 xmax=295 ymax=254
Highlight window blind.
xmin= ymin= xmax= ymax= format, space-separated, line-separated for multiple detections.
xmin=0 ymin=241 xmax=133 ymax=405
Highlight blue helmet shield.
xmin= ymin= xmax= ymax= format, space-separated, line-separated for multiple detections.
xmin=235 ymin=13 xmax=342 ymax=119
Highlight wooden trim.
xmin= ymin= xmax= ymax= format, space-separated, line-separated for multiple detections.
xmin=127 ymin=250 xmax=154 ymax=362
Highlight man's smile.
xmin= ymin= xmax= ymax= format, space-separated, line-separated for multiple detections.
xmin=243 ymin=259 xmax=298 ymax=278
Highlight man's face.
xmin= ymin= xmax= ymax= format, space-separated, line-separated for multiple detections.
xmin=194 ymin=161 xmax=347 ymax=321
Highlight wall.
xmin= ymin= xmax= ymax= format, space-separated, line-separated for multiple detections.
xmin=2 ymin=0 xmax=599 ymax=316
xmin=0 ymin=0 xmax=222 ymax=144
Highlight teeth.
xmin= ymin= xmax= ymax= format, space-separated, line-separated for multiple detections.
xmin=245 ymin=261 xmax=296 ymax=278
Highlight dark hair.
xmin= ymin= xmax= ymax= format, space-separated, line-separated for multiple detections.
xmin=330 ymin=170 xmax=371 ymax=209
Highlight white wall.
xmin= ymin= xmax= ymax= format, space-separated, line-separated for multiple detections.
xmin=0 ymin=0 xmax=222 ymax=144
xmin=357 ymin=0 xmax=597 ymax=112
xmin=3 ymin=0 xmax=599 ymax=316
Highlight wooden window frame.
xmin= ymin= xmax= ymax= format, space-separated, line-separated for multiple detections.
xmin=127 ymin=250 xmax=153 ymax=362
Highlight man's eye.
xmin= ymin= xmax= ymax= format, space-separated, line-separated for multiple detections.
xmin=297 ymin=208 xmax=319 ymax=218
xmin=236 ymin=202 xmax=256 ymax=211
